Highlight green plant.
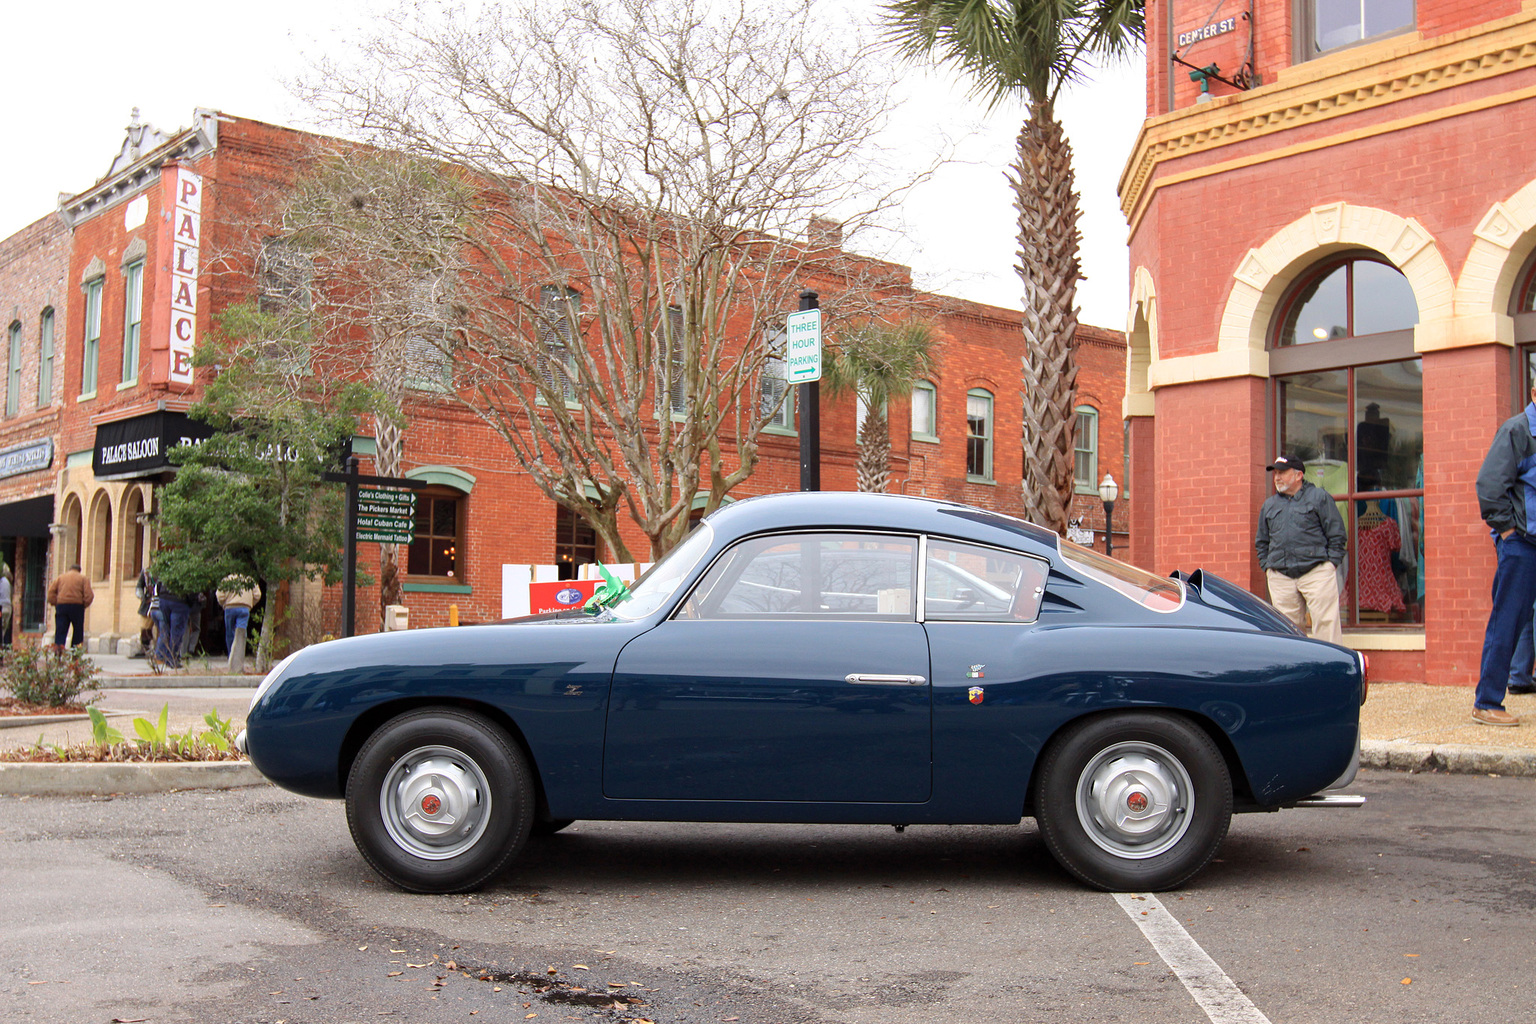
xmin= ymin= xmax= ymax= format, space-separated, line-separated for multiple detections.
xmin=88 ymin=707 xmax=124 ymax=745
xmin=132 ymin=704 xmax=171 ymax=750
xmin=1 ymin=640 xmax=102 ymax=708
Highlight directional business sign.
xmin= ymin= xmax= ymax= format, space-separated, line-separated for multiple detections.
xmin=355 ymin=486 xmax=417 ymax=544
xmin=784 ymin=308 xmax=823 ymax=384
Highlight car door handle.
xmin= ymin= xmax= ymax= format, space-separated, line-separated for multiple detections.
xmin=844 ymin=673 xmax=927 ymax=686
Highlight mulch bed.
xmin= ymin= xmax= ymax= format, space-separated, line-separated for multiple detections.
xmin=0 ymin=697 xmax=90 ymax=717
xmin=0 ymin=744 xmax=246 ymax=763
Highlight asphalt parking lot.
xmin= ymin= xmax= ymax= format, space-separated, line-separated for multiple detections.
xmin=2 ymin=767 xmax=1532 ymax=1024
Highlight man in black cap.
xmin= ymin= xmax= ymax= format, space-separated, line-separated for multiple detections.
xmin=1255 ymin=454 xmax=1347 ymax=645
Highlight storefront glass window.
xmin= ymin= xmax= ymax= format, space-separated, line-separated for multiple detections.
xmin=1276 ymin=256 xmax=1417 ymax=345
xmin=408 ymin=492 xmax=462 ymax=578
xmin=1276 ymin=359 xmax=1424 ymax=627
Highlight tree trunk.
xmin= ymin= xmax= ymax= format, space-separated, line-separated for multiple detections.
xmin=856 ymin=408 xmax=890 ymax=493
xmin=375 ymin=413 xmax=405 ymax=623
xmin=1012 ymin=99 xmax=1081 ymax=535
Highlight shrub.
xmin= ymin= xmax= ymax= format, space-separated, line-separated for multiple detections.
xmin=0 ymin=640 xmax=102 ymax=708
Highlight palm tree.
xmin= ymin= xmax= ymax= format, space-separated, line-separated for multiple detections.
xmin=883 ymin=1 xmax=1144 ymax=532
xmin=824 ymin=322 xmax=935 ymax=492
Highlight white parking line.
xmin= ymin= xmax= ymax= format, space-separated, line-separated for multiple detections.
xmin=1114 ymin=893 xmax=1272 ymax=1024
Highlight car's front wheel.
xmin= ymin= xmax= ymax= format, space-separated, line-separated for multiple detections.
xmin=1033 ymin=712 xmax=1231 ymax=891
xmin=346 ymin=710 xmax=533 ymax=893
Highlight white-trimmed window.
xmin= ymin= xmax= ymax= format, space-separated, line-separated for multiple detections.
xmin=82 ymin=277 xmax=103 ymax=397
xmin=760 ymin=325 xmax=794 ymax=432
xmin=1074 ymin=405 xmax=1099 ymax=493
xmin=662 ymin=304 xmax=687 ymax=417
xmin=122 ymin=260 xmax=143 ymax=385
xmin=911 ymin=380 xmax=937 ymax=440
xmin=537 ymin=284 xmax=580 ymax=404
xmin=965 ymin=389 xmax=993 ymax=482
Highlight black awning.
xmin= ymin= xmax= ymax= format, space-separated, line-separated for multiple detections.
xmin=93 ymin=411 xmax=217 ymax=480
xmin=0 ymin=495 xmax=55 ymax=537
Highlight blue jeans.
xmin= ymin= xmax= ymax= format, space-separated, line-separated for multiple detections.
xmin=1477 ymin=534 xmax=1536 ymax=709
xmin=1509 ymin=607 xmax=1536 ymax=689
xmin=224 ymin=606 xmax=250 ymax=646
xmin=156 ymin=598 xmax=191 ymax=667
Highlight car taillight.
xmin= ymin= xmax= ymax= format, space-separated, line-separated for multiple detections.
xmin=1359 ymin=652 xmax=1370 ymax=705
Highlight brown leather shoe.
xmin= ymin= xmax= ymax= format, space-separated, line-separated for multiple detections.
xmin=1471 ymin=707 xmax=1520 ymax=727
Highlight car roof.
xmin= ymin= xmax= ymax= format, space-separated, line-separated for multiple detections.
xmin=703 ymin=492 xmax=1060 ymax=560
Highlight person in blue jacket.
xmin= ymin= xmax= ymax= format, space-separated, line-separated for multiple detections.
xmin=1473 ymin=385 xmax=1536 ymax=726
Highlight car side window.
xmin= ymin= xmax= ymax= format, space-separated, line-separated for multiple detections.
xmin=681 ymin=533 xmax=917 ymax=619
xmin=924 ymin=540 xmax=1049 ymax=622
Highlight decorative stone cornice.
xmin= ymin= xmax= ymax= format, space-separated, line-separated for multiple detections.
xmin=59 ymin=109 xmax=220 ymax=228
xmin=1120 ymin=12 xmax=1536 ymax=230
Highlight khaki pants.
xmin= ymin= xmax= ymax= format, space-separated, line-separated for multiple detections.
xmin=1266 ymin=563 xmax=1343 ymax=645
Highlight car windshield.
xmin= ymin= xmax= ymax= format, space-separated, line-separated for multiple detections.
xmin=607 ymin=523 xmax=715 ymax=620
xmin=1057 ymin=538 xmax=1185 ymax=613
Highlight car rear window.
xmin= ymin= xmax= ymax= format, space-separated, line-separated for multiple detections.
xmin=1057 ymin=538 xmax=1185 ymax=613
xmin=924 ymin=539 xmax=1050 ymax=621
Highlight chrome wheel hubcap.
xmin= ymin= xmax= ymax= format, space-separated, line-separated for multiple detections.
xmin=1075 ymin=741 xmax=1193 ymax=859
xmin=380 ymin=745 xmax=492 ymax=860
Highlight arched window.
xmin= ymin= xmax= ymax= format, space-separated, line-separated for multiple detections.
xmin=38 ymin=307 xmax=55 ymax=407
xmin=1269 ymin=253 xmax=1423 ymax=629
xmin=965 ymin=389 xmax=993 ymax=482
xmin=121 ymin=488 xmax=148 ymax=578
xmin=1073 ymin=405 xmax=1099 ymax=493
xmin=5 ymin=321 xmax=20 ymax=416
xmin=88 ymin=492 xmax=114 ymax=582
xmin=60 ymin=494 xmax=84 ymax=569
xmin=910 ymin=380 xmax=938 ymax=440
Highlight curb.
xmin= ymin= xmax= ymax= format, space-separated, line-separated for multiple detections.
xmin=98 ymin=675 xmax=257 ymax=689
xmin=0 ymin=714 xmax=91 ymax=731
xmin=1362 ymin=739 xmax=1536 ymax=777
xmin=0 ymin=760 xmax=266 ymax=796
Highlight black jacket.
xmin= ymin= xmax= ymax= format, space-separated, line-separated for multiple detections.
xmin=1475 ymin=404 xmax=1536 ymax=538
xmin=1255 ymin=480 xmax=1347 ymax=576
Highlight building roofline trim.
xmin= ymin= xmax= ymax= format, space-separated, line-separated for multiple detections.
xmin=1121 ymin=12 xmax=1536 ymax=229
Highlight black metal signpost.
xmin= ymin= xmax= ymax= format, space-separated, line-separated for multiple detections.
xmin=797 ymin=290 xmax=820 ymax=492
xmin=322 ymin=456 xmax=429 ymax=637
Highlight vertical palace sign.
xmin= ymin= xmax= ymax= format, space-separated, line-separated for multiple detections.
xmin=167 ymin=166 xmax=202 ymax=385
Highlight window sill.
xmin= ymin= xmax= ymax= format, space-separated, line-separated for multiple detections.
xmin=761 ymin=425 xmax=798 ymax=438
xmin=911 ymin=433 xmax=939 ymax=444
xmin=78 ymin=391 xmax=97 ymax=402
xmin=403 ymin=581 xmax=473 ymax=595
xmin=116 ymin=379 xmax=138 ymax=392
xmin=966 ymin=475 xmax=995 ymax=486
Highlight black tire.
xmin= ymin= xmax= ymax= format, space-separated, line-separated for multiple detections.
xmin=1033 ymin=712 xmax=1231 ymax=892
xmin=346 ymin=709 xmax=533 ymax=893
xmin=531 ymin=818 xmax=576 ymax=837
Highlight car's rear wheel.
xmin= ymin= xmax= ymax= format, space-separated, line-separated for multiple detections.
xmin=1033 ymin=712 xmax=1231 ymax=891
xmin=346 ymin=710 xmax=533 ymax=893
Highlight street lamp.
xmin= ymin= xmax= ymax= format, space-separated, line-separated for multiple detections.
xmin=1098 ymin=474 xmax=1119 ymax=558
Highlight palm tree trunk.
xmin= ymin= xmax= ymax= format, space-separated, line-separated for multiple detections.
xmin=857 ymin=407 xmax=891 ymax=493
xmin=1012 ymin=98 xmax=1081 ymax=535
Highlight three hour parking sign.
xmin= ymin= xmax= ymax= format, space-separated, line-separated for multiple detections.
xmin=784 ymin=308 xmax=822 ymax=383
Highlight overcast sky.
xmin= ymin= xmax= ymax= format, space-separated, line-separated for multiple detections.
xmin=5 ymin=1 xmax=1145 ymax=331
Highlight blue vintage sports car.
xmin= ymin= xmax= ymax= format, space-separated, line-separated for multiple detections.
xmin=240 ymin=492 xmax=1365 ymax=893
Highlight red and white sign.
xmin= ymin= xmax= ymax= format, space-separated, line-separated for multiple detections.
xmin=168 ymin=167 xmax=202 ymax=385
xmin=528 ymin=579 xmax=599 ymax=614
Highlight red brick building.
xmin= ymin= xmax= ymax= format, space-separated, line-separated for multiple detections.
xmin=1124 ymin=1 xmax=1536 ymax=683
xmin=1 ymin=213 xmax=70 ymax=636
xmin=2 ymin=110 xmax=1128 ymax=648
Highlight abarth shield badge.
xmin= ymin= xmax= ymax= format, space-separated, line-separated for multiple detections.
xmin=968 ymin=686 xmax=984 ymax=704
